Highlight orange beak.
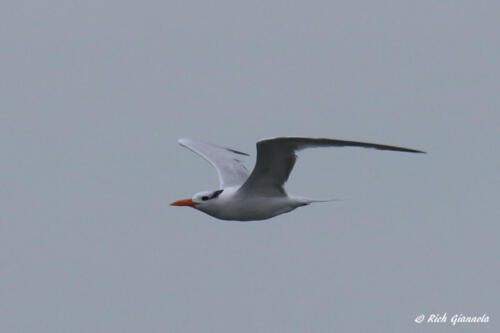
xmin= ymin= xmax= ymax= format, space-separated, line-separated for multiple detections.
xmin=170 ymin=198 xmax=197 ymax=207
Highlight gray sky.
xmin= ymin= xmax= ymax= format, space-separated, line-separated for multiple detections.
xmin=1 ymin=1 xmax=499 ymax=332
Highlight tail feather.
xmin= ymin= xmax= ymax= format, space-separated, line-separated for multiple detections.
xmin=306 ymin=198 xmax=340 ymax=204
xmin=293 ymin=196 xmax=341 ymax=205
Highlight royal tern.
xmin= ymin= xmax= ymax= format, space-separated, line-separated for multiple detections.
xmin=171 ymin=137 xmax=424 ymax=221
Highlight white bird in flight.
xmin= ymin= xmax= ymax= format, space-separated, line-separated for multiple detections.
xmin=171 ymin=137 xmax=424 ymax=221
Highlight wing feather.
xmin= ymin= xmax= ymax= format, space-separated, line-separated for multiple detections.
xmin=238 ymin=137 xmax=425 ymax=197
xmin=178 ymin=138 xmax=250 ymax=188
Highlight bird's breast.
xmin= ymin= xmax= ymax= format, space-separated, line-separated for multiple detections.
xmin=202 ymin=196 xmax=299 ymax=221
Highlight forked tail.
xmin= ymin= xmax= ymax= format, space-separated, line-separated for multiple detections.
xmin=292 ymin=196 xmax=341 ymax=205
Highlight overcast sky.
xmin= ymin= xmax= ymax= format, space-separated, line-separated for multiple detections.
xmin=1 ymin=1 xmax=499 ymax=332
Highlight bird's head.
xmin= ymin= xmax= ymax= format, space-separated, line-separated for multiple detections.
xmin=171 ymin=189 xmax=224 ymax=209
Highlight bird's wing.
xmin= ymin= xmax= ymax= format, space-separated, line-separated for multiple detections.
xmin=178 ymin=138 xmax=250 ymax=188
xmin=237 ymin=137 xmax=425 ymax=197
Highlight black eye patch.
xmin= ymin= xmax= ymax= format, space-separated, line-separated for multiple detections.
xmin=201 ymin=190 xmax=223 ymax=202
xmin=200 ymin=190 xmax=223 ymax=202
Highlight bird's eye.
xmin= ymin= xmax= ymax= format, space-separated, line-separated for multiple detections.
xmin=201 ymin=196 xmax=209 ymax=201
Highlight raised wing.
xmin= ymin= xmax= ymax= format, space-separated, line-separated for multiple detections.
xmin=178 ymin=138 xmax=250 ymax=188
xmin=238 ymin=137 xmax=425 ymax=197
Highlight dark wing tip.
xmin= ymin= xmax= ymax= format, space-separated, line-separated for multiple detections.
xmin=383 ymin=146 xmax=426 ymax=154
xmin=369 ymin=145 xmax=426 ymax=154
xmin=311 ymin=138 xmax=426 ymax=154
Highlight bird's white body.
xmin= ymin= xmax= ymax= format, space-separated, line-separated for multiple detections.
xmin=195 ymin=186 xmax=309 ymax=221
xmin=171 ymin=137 xmax=424 ymax=221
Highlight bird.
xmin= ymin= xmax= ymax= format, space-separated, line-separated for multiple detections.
xmin=171 ymin=137 xmax=425 ymax=221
